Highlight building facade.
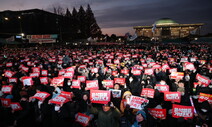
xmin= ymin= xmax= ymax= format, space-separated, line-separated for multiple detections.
xmin=134 ymin=18 xmax=204 ymax=41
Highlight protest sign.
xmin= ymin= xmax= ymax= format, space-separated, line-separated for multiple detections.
xmin=72 ymin=80 xmax=81 ymax=89
xmin=76 ymin=113 xmax=90 ymax=127
xmin=90 ymin=90 xmax=110 ymax=104
xmin=148 ymin=108 xmax=166 ymax=119
xmin=141 ymin=88 xmax=155 ymax=98
xmin=172 ymin=104 xmax=194 ymax=119
xmin=86 ymin=80 xmax=99 ymax=90
xmin=32 ymin=91 xmax=50 ymax=101
xmin=164 ymin=91 xmax=181 ymax=103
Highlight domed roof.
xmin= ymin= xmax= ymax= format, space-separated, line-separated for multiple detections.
xmin=154 ymin=18 xmax=178 ymax=25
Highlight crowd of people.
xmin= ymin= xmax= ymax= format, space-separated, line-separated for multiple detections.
xmin=0 ymin=43 xmax=211 ymax=127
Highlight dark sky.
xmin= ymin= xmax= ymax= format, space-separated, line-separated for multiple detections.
xmin=0 ymin=0 xmax=212 ymax=36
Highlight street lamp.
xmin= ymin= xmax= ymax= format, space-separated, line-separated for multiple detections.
xmin=4 ymin=17 xmax=9 ymax=20
xmin=17 ymin=16 xmax=23 ymax=34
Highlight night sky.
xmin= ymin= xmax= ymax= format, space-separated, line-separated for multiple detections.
xmin=0 ymin=0 xmax=212 ymax=36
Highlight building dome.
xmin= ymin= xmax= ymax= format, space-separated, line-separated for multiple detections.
xmin=154 ymin=18 xmax=178 ymax=25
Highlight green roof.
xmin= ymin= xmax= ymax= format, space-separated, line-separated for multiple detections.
xmin=155 ymin=18 xmax=178 ymax=25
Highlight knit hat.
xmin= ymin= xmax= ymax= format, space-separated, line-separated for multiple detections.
xmin=136 ymin=110 xmax=146 ymax=120
xmin=122 ymin=91 xmax=132 ymax=99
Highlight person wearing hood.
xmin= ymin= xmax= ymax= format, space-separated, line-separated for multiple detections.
xmin=132 ymin=110 xmax=147 ymax=127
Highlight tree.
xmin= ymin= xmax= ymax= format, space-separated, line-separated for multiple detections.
xmin=77 ymin=6 xmax=87 ymax=39
xmin=110 ymin=34 xmax=117 ymax=42
xmin=53 ymin=5 xmax=65 ymax=15
xmin=85 ymin=4 xmax=102 ymax=38
xmin=65 ymin=8 xmax=71 ymax=17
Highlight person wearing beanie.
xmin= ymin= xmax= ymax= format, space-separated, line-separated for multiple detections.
xmin=132 ymin=110 xmax=147 ymax=127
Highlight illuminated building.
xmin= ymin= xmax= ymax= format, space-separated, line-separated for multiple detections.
xmin=134 ymin=18 xmax=204 ymax=41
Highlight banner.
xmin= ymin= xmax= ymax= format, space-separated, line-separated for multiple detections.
xmin=58 ymin=70 xmax=65 ymax=76
xmin=41 ymin=70 xmax=48 ymax=76
xmin=129 ymin=96 xmax=149 ymax=110
xmin=4 ymin=70 xmax=14 ymax=78
xmin=102 ymin=80 xmax=114 ymax=88
xmin=10 ymin=102 xmax=23 ymax=111
xmin=148 ymin=108 xmax=166 ymax=119
xmin=22 ymin=77 xmax=33 ymax=86
xmin=66 ymin=67 xmax=75 ymax=72
xmin=155 ymin=84 xmax=169 ymax=92
xmin=1 ymin=98 xmax=11 ymax=107
xmin=72 ymin=80 xmax=81 ymax=89
xmin=112 ymin=71 xmax=118 ymax=76
xmin=114 ymin=78 xmax=126 ymax=85
xmin=8 ymin=78 xmax=18 ymax=83
xmin=30 ymin=72 xmax=40 ymax=78
xmin=32 ymin=67 xmax=40 ymax=73
xmin=162 ymin=64 xmax=170 ymax=70
xmin=6 ymin=62 xmax=13 ymax=67
xmin=51 ymin=77 xmax=64 ymax=86
xmin=141 ymin=88 xmax=155 ymax=98
xmin=63 ymin=71 xmax=74 ymax=79
xmin=40 ymin=77 xmax=48 ymax=85
xmin=90 ymin=90 xmax=111 ymax=104
xmin=164 ymin=92 xmax=181 ymax=103
xmin=32 ymin=91 xmax=50 ymax=101
xmin=49 ymin=95 xmax=68 ymax=105
xmin=198 ymin=93 xmax=212 ymax=104
xmin=86 ymin=80 xmax=99 ymax=90
xmin=184 ymin=62 xmax=195 ymax=70
xmin=170 ymin=72 xmax=184 ymax=79
xmin=153 ymin=64 xmax=161 ymax=69
xmin=111 ymin=90 xmax=122 ymax=98
xmin=144 ymin=68 xmax=154 ymax=75
xmin=91 ymin=68 xmax=98 ymax=73
xmin=83 ymin=59 xmax=89 ymax=63
xmin=22 ymin=66 xmax=29 ymax=72
xmin=172 ymin=104 xmax=194 ymax=119
xmin=169 ymin=68 xmax=177 ymax=73
xmin=196 ymin=73 xmax=211 ymax=86
xmin=121 ymin=69 xmax=129 ymax=75
xmin=60 ymin=91 xmax=72 ymax=101
xmin=75 ymin=113 xmax=90 ymax=127
xmin=79 ymin=65 xmax=86 ymax=68
xmin=77 ymin=76 xmax=86 ymax=83
xmin=131 ymin=69 xmax=142 ymax=75
xmin=114 ymin=59 xmax=120 ymax=64
xmin=1 ymin=85 xmax=13 ymax=94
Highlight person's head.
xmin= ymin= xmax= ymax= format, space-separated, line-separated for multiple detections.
xmin=129 ymin=76 xmax=134 ymax=82
xmin=136 ymin=110 xmax=146 ymax=122
xmin=102 ymin=102 xmax=111 ymax=112
xmin=67 ymin=80 xmax=71 ymax=86
xmin=114 ymin=83 xmax=120 ymax=90
xmin=122 ymin=91 xmax=132 ymax=99
xmin=178 ymin=81 xmax=184 ymax=88
xmin=82 ymin=94 xmax=89 ymax=101
xmin=160 ymin=80 xmax=166 ymax=85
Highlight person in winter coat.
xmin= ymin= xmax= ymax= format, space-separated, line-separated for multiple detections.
xmin=88 ymin=102 xmax=121 ymax=127
xmin=132 ymin=110 xmax=147 ymax=127
xmin=120 ymin=91 xmax=132 ymax=114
